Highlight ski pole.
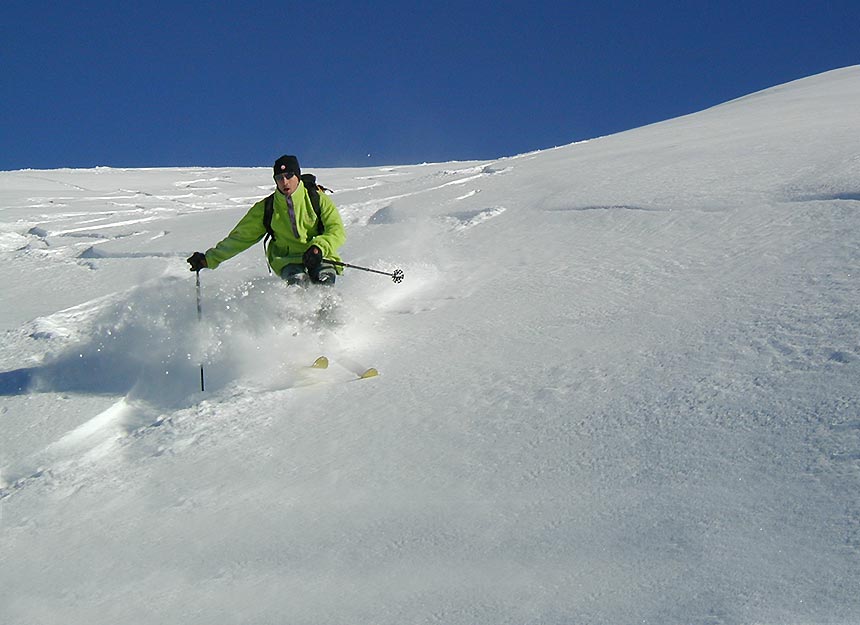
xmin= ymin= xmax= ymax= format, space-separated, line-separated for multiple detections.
xmin=195 ymin=270 xmax=205 ymax=392
xmin=324 ymin=258 xmax=404 ymax=283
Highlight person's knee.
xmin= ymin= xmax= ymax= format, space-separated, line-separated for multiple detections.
xmin=314 ymin=268 xmax=336 ymax=286
xmin=288 ymin=273 xmax=310 ymax=286
xmin=281 ymin=264 xmax=309 ymax=286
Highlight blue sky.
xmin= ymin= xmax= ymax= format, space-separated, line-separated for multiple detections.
xmin=2 ymin=0 xmax=857 ymax=171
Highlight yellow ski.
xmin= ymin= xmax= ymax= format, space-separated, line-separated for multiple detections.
xmin=312 ymin=356 xmax=378 ymax=380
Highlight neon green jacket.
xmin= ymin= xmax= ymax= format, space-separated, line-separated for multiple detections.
xmin=204 ymin=181 xmax=346 ymax=276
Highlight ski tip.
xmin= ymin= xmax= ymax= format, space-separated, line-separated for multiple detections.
xmin=311 ymin=356 xmax=329 ymax=369
xmin=358 ymin=367 xmax=379 ymax=379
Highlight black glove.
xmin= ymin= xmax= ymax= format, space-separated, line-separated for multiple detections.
xmin=302 ymin=245 xmax=322 ymax=270
xmin=187 ymin=252 xmax=207 ymax=272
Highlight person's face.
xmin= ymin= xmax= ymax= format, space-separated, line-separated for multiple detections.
xmin=275 ymin=171 xmax=299 ymax=196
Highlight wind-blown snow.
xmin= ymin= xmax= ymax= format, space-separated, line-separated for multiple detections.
xmin=1 ymin=66 xmax=859 ymax=625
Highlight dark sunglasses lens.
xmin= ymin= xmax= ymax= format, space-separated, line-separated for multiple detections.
xmin=275 ymin=172 xmax=296 ymax=182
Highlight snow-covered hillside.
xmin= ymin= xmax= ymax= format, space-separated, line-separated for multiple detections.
xmin=2 ymin=66 xmax=859 ymax=625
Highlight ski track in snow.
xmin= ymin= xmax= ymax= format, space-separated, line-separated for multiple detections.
xmin=0 ymin=276 xmax=388 ymax=498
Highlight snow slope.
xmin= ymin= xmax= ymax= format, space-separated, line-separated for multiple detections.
xmin=2 ymin=66 xmax=859 ymax=625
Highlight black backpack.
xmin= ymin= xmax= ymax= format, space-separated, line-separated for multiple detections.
xmin=262 ymin=173 xmax=330 ymax=248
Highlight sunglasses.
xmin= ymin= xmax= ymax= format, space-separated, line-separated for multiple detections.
xmin=274 ymin=171 xmax=296 ymax=182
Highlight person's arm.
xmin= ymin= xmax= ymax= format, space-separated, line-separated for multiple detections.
xmin=309 ymin=193 xmax=346 ymax=259
xmin=204 ymin=200 xmax=267 ymax=269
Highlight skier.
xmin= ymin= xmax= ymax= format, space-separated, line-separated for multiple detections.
xmin=187 ymin=154 xmax=346 ymax=286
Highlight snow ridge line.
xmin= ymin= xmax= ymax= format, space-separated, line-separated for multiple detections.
xmin=0 ymin=350 xmax=381 ymax=501
xmin=0 ymin=397 xmax=162 ymax=500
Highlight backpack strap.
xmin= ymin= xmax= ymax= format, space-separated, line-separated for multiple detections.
xmin=301 ymin=173 xmax=325 ymax=236
xmin=262 ymin=193 xmax=276 ymax=247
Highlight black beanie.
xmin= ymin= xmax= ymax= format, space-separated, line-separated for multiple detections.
xmin=273 ymin=154 xmax=301 ymax=177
